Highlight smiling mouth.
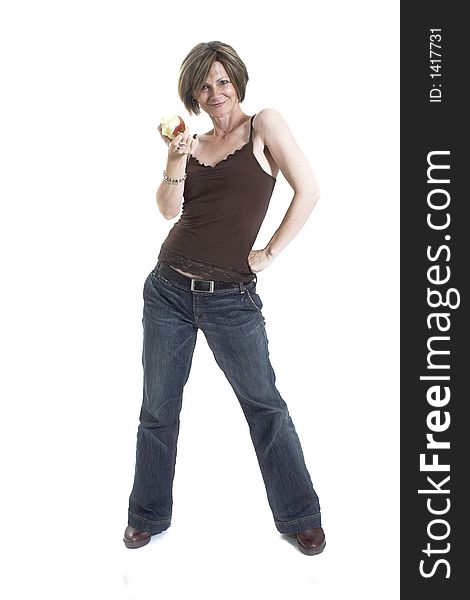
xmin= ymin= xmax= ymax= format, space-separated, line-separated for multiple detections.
xmin=209 ymin=101 xmax=226 ymax=106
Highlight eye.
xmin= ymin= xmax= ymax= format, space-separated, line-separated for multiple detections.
xmin=220 ymin=80 xmax=229 ymax=85
xmin=201 ymin=84 xmax=209 ymax=91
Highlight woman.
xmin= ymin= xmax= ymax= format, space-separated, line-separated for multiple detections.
xmin=124 ymin=41 xmax=325 ymax=556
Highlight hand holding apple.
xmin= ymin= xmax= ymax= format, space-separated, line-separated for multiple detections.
xmin=159 ymin=113 xmax=197 ymax=160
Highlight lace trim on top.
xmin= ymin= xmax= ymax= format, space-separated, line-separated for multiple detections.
xmin=158 ymin=247 xmax=254 ymax=283
xmin=189 ymin=141 xmax=250 ymax=169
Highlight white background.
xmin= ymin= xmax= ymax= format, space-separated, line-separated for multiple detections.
xmin=0 ymin=1 xmax=399 ymax=599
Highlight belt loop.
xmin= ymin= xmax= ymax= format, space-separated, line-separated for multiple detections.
xmin=238 ymin=282 xmax=243 ymax=293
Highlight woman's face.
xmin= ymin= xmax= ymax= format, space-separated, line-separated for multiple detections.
xmin=196 ymin=61 xmax=238 ymax=118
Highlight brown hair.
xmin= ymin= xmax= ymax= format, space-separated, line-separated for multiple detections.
xmin=178 ymin=41 xmax=249 ymax=115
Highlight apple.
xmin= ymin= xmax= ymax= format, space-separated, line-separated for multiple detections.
xmin=160 ymin=113 xmax=185 ymax=140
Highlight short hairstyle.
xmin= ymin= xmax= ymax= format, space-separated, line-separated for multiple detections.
xmin=178 ymin=41 xmax=249 ymax=115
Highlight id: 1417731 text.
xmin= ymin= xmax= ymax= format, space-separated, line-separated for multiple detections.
xmin=429 ymin=28 xmax=442 ymax=103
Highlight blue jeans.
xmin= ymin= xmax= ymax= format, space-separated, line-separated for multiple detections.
xmin=127 ymin=261 xmax=322 ymax=535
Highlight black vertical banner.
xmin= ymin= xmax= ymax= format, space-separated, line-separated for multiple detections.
xmin=401 ymin=2 xmax=467 ymax=597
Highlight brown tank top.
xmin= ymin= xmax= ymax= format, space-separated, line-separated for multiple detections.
xmin=157 ymin=114 xmax=276 ymax=282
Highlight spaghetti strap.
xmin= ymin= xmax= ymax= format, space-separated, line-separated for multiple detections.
xmin=249 ymin=114 xmax=256 ymax=142
xmin=187 ymin=133 xmax=197 ymax=163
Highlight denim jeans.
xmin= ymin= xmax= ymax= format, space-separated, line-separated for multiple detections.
xmin=127 ymin=261 xmax=322 ymax=535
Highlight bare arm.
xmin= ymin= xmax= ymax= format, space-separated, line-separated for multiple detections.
xmin=248 ymin=108 xmax=320 ymax=272
xmin=156 ymin=127 xmax=197 ymax=220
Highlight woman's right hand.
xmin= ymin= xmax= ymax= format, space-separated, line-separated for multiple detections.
xmin=158 ymin=125 xmax=197 ymax=159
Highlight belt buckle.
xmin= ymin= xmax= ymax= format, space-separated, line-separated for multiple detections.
xmin=191 ymin=278 xmax=215 ymax=293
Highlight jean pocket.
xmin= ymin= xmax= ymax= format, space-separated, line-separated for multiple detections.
xmin=244 ymin=285 xmax=263 ymax=313
xmin=148 ymin=263 xmax=171 ymax=287
xmin=143 ymin=264 xmax=161 ymax=296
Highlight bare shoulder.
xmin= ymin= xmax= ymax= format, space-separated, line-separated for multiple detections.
xmin=253 ymin=108 xmax=291 ymax=141
xmin=255 ymin=107 xmax=285 ymax=124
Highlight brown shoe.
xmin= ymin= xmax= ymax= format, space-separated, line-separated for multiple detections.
xmin=296 ymin=527 xmax=326 ymax=555
xmin=123 ymin=525 xmax=153 ymax=549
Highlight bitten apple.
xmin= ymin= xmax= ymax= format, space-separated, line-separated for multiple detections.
xmin=160 ymin=114 xmax=185 ymax=140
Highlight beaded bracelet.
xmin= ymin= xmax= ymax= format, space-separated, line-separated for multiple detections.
xmin=163 ymin=170 xmax=187 ymax=185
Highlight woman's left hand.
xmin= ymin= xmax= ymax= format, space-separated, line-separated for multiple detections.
xmin=248 ymin=248 xmax=274 ymax=273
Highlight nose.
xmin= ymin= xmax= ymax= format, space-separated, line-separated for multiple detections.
xmin=209 ymin=89 xmax=220 ymax=101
